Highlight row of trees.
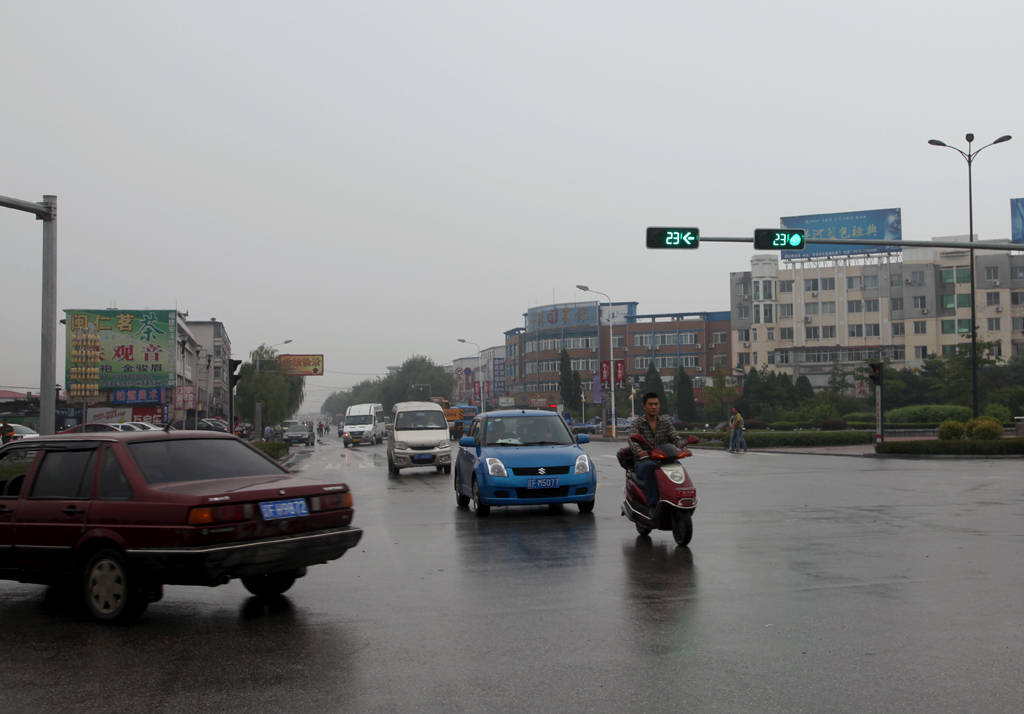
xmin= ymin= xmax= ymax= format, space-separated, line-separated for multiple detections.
xmin=234 ymin=345 xmax=306 ymax=426
xmin=320 ymin=356 xmax=453 ymax=419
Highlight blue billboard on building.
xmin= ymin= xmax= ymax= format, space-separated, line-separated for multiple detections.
xmin=526 ymin=302 xmax=599 ymax=331
xmin=1012 ymin=198 xmax=1024 ymax=244
xmin=780 ymin=208 xmax=902 ymax=260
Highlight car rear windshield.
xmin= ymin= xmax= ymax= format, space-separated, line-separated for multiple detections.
xmin=127 ymin=438 xmax=287 ymax=484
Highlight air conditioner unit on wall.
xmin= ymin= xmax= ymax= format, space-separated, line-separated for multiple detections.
xmin=743 ymin=342 xmax=750 ymax=347
xmin=803 ymin=317 xmax=811 ymax=323
xmin=995 ymin=307 xmax=1002 ymax=312
xmin=590 ymin=348 xmax=596 ymax=353
xmin=812 ymin=292 xmax=818 ymax=297
xmin=694 ymin=343 xmax=702 ymax=349
xmin=993 ymin=280 xmax=1000 ymax=286
xmin=696 ymin=366 xmax=702 ymax=372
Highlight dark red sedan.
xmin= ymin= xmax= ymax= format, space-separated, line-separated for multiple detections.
xmin=0 ymin=430 xmax=361 ymax=623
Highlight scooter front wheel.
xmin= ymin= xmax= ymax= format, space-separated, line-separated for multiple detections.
xmin=671 ymin=509 xmax=693 ymax=547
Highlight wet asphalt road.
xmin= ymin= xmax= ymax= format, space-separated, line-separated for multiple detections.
xmin=1 ymin=437 xmax=1022 ymax=714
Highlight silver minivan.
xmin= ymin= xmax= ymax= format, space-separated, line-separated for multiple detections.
xmin=344 ymin=404 xmax=385 ymax=447
xmin=387 ymin=401 xmax=451 ymax=474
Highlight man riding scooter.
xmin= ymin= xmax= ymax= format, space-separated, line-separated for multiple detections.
xmin=629 ymin=392 xmax=689 ymax=515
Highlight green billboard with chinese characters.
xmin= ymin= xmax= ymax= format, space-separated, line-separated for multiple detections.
xmin=65 ymin=309 xmax=177 ymax=389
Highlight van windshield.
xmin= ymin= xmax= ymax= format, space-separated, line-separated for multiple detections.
xmin=395 ymin=411 xmax=447 ymax=430
xmin=346 ymin=415 xmax=372 ymax=425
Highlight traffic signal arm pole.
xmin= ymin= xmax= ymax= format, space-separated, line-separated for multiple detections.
xmin=698 ymin=237 xmax=1022 ymax=251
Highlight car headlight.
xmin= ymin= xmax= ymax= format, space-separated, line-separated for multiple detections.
xmin=661 ymin=463 xmax=686 ymax=484
xmin=485 ymin=457 xmax=508 ymax=477
xmin=574 ymin=453 xmax=591 ymax=475
xmin=437 ymin=440 xmax=449 ymax=450
xmin=395 ymin=441 xmax=408 ymax=449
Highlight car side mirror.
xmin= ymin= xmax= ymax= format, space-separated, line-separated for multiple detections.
xmin=459 ymin=436 xmax=477 ymax=447
xmin=576 ymin=434 xmax=590 ymax=444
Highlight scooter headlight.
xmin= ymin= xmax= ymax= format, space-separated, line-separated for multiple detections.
xmin=574 ymin=453 xmax=591 ymax=475
xmin=485 ymin=458 xmax=508 ymax=477
xmin=661 ymin=463 xmax=686 ymax=484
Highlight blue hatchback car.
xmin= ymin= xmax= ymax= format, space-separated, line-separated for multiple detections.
xmin=454 ymin=410 xmax=597 ymax=516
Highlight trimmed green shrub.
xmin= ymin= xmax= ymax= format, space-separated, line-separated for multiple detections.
xmin=966 ymin=417 xmax=1003 ymax=440
xmin=771 ymin=422 xmax=796 ymax=431
xmin=885 ymin=405 xmax=973 ymax=424
xmin=983 ymin=403 xmax=1013 ymax=424
xmin=820 ymin=419 xmax=848 ymax=431
xmin=682 ymin=430 xmax=873 ymax=449
xmin=937 ymin=420 xmax=966 ymax=441
xmin=844 ymin=412 xmax=875 ymax=423
xmin=252 ymin=442 xmax=290 ymax=460
xmin=876 ymin=438 xmax=1024 ymax=456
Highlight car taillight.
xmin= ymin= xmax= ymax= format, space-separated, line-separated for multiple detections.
xmin=188 ymin=503 xmax=255 ymax=526
xmin=309 ymin=492 xmax=353 ymax=512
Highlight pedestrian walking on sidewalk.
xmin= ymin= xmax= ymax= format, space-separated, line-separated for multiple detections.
xmin=726 ymin=406 xmax=747 ymax=453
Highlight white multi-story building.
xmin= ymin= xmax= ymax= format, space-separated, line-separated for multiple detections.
xmin=730 ymin=237 xmax=1024 ymax=389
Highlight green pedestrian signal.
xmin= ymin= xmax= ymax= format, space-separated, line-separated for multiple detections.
xmin=646 ymin=227 xmax=700 ymax=249
xmin=754 ymin=229 xmax=805 ymax=250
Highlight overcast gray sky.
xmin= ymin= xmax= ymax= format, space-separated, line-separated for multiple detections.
xmin=3 ymin=1 xmax=1021 ymax=411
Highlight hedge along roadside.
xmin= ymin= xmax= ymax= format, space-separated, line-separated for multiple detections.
xmin=682 ymin=431 xmax=875 ymax=449
xmin=875 ymin=438 xmax=1024 ymax=457
xmin=251 ymin=441 xmax=290 ymax=460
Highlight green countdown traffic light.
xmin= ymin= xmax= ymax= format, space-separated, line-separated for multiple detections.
xmin=646 ymin=227 xmax=700 ymax=249
xmin=754 ymin=229 xmax=806 ymax=250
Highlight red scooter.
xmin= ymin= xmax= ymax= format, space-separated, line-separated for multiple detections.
xmin=619 ymin=433 xmax=700 ymax=546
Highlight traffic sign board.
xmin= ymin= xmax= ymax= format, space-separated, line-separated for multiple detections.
xmin=646 ymin=227 xmax=700 ymax=249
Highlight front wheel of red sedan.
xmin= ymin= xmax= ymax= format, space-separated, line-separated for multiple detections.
xmin=82 ymin=549 xmax=148 ymax=624
xmin=242 ymin=570 xmax=298 ymax=598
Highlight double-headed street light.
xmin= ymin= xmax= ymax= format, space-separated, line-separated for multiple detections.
xmin=928 ymin=133 xmax=1012 ymax=417
xmin=577 ymin=284 xmax=617 ymax=438
xmin=458 ymin=338 xmax=482 ymax=410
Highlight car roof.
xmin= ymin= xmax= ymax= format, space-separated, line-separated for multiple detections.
xmin=393 ymin=401 xmax=444 ymax=411
xmin=478 ymin=409 xmax=563 ymax=418
xmin=6 ymin=430 xmax=240 ymax=444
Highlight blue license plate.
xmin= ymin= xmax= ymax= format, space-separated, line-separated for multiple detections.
xmin=413 ymin=454 xmax=433 ymax=462
xmin=527 ymin=478 xmax=559 ymax=489
xmin=259 ymin=498 xmax=309 ymax=520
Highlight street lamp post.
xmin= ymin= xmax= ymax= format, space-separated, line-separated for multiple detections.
xmin=458 ymin=339 xmax=482 ymax=411
xmin=577 ymin=285 xmax=617 ymax=438
xmin=928 ymin=133 xmax=1012 ymax=417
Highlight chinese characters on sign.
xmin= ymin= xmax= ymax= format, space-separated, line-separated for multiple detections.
xmin=526 ymin=303 xmax=598 ymax=332
xmin=278 ymin=354 xmax=324 ymax=376
xmin=780 ymin=208 xmax=902 ymax=260
xmin=64 ymin=310 xmax=176 ymax=388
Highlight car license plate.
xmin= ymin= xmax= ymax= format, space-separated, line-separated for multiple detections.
xmin=259 ymin=498 xmax=309 ymax=520
xmin=413 ymin=454 xmax=433 ymax=462
xmin=527 ymin=478 xmax=559 ymax=489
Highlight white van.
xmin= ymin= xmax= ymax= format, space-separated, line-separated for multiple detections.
xmin=343 ymin=404 xmax=385 ymax=447
xmin=387 ymin=401 xmax=451 ymax=475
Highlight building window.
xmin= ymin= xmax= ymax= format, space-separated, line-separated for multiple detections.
xmin=737 ymin=282 xmax=749 ymax=295
xmin=863 ymin=274 xmax=878 ymax=289
xmin=779 ymin=304 xmax=794 ymax=318
xmin=805 ymin=327 xmax=820 ymax=340
xmin=940 ymin=269 xmax=955 ymax=284
xmin=1011 ymin=292 xmax=1024 ymax=306
xmin=1013 ymin=317 xmax=1024 ymax=331
xmin=804 ymin=278 xmax=819 ymax=292
xmin=914 ymin=346 xmax=928 ymax=359
xmin=821 ymin=277 xmax=836 ymax=291
xmin=989 ymin=343 xmax=1002 ymax=358
xmin=753 ymin=305 xmax=761 ymax=324
xmin=680 ymin=355 xmax=699 ymax=368
xmin=848 ymin=324 xmax=863 ymax=338
xmin=1010 ymin=266 xmax=1024 ymax=280
xmin=913 ymin=296 xmax=927 ymax=310
xmin=634 ymin=334 xmax=652 ymax=347
xmin=612 ymin=335 xmax=623 ymax=349
xmin=891 ymin=297 xmax=904 ymax=311
xmin=942 ymin=345 xmax=957 ymax=357
xmin=737 ymin=353 xmax=750 ymax=366
xmin=890 ymin=273 xmax=903 ymax=287
xmin=762 ymin=281 xmax=773 ymax=299
xmin=780 ymin=327 xmax=794 ymax=340
xmin=865 ymin=299 xmax=879 ymax=313
xmin=737 ymin=329 xmax=750 ymax=342
xmin=737 ymin=305 xmax=750 ymax=319
xmin=712 ymin=331 xmax=727 ymax=344
xmin=865 ymin=324 xmax=880 ymax=337
xmin=714 ymin=354 xmax=727 ymax=366
xmin=941 ymin=320 xmax=956 ymax=334
xmin=778 ymin=280 xmax=793 ymax=293
xmin=822 ymin=325 xmax=836 ymax=339
xmin=848 ymin=300 xmax=863 ymax=313
xmin=634 ymin=357 xmax=651 ymax=370
xmin=847 ymin=276 xmax=862 ymax=290
xmin=986 ymin=292 xmax=1000 ymax=306
xmin=762 ymin=304 xmax=774 ymax=323
xmin=914 ymin=321 xmax=927 ymax=335
xmin=958 ymin=319 xmax=972 ymax=333
xmin=805 ymin=302 xmax=819 ymax=315
xmin=956 ymin=267 xmax=971 ymax=283
xmin=892 ymin=322 xmax=905 ymax=336
xmin=985 ymin=266 xmax=999 ymax=281
xmin=987 ymin=318 xmax=1001 ymax=331
xmin=941 ymin=295 xmax=955 ymax=310
xmin=912 ymin=270 xmax=926 ymax=285
xmin=766 ymin=328 xmax=775 ymax=341
xmin=957 ymin=294 xmax=972 ymax=308
xmin=821 ymin=301 xmax=836 ymax=314
xmin=752 ymin=328 xmax=758 ymax=341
